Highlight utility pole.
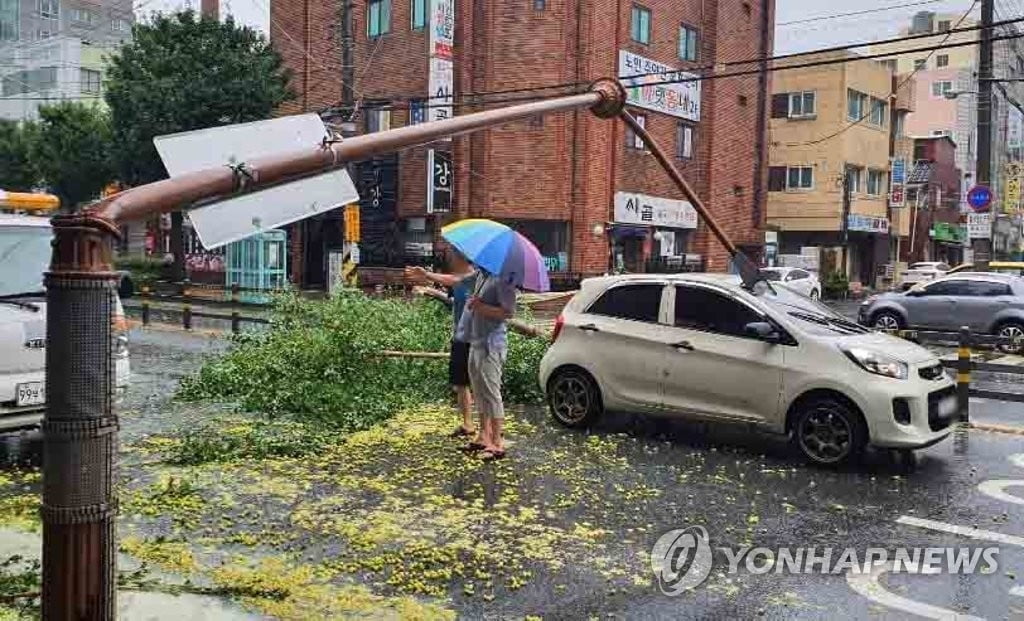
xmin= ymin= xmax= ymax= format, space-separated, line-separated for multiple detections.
xmin=340 ymin=0 xmax=355 ymax=118
xmin=840 ymin=169 xmax=852 ymax=279
xmin=976 ymin=0 xmax=995 ymax=262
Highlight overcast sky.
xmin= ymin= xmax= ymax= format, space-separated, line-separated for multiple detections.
xmin=774 ymin=0 xmax=980 ymax=54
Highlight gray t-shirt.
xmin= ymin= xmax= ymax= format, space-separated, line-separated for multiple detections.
xmin=457 ymin=274 xmax=517 ymax=349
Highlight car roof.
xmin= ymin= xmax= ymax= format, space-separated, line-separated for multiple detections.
xmin=584 ymin=272 xmax=745 ymax=288
xmin=0 ymin=214 xmax=52 ymax=228
xmin=935 ymin=272 xmax=1018 ymax=281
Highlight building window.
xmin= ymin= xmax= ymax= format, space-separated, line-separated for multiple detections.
xmin=938 ymin=19 xmax=951 ymax=32
xmin=71 ymin=8 xmax=94 ymax=23
xmin=847 ymin=89 xmax=867 ymax=121
xmin=676 ymin=122 xmax=694 ymax=159
xmin=631 ymin=5 xmax=651 ymax=44
xmin=533 ymin=0 xmax=546 ymax=9
xmin=411 ymin=0 xmax=426 ymax=29
xmin=367 ymin=0 xmax=392 ymax=38
xmin=678 ymin=24 xmax=698 ymax=61
xmin=112 ymin=17 xmax=128 ymax=32
xmin=936 ymin=54 xmax=949 ymax=68
xmin=870 ymin=97 xmax=886 ymax=126
xmin=846 ymin=166 xmax=863 ymax=193
xmin=625 ymin=113 xmax=647 ymax=149
xmin=867 ymin=170 xmax=885 ymax=195
xmin=786 ymin=166 xmax=814 ymax=190
xmin=81 ymin=68 xmax=101 ymax=93
xmin=37 ymin=0 xmax=57 ymax=19
xmin=366 ymin=108 xmax=392 ymax=133
xmin=788 ymin=91 xmax=815 ymax=118
xmin=931 ymin=80 xmax=953 ymax=97
xmin=914 ymin=58 xmax=927 ymax=70
xmin=409 ymin=99 xmax=426 ymax=125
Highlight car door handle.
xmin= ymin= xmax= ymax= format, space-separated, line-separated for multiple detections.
xmin=670 ymin=340 xmax=695 ymax=351
xmin=579 ymin=323 xmax=600 ymax=332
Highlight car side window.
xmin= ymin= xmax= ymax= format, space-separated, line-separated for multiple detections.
xmin=922 ymin=280 xmax=971 ymax=296
xmin=675 ymin=286 xmax=762 ymax=338
xmin=587 ymin=284 xmax=663 ymax=322
xmin=938 ymin=263 xmax=951 ymax=272
xmin=789 ymin=269 xmax=809 ymax=281
xmin=968 ymin=281 xmax=1012 ymax=296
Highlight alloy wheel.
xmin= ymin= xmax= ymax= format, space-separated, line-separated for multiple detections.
xmin=998 ymin=323 xmax=1024 ymax=354
xmin=873 ymin=313 xmax=900 ymax=331
xmin=551 ymin=375 xmax=591 ymax=424
xmin=797 ymin=407 xmax=853 ymax=464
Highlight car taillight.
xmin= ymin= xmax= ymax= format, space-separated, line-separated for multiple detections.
xmin=551 ymin=314 xmax=565 ymax=342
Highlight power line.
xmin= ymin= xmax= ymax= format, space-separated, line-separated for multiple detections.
xmin=776 ymin=0 xmax=947 ymax=27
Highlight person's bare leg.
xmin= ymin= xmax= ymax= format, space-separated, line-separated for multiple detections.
xmin=488 ymin=417 xmax=504 ymax=453
xmin=457 ymin=386 xmax=474 ymax=434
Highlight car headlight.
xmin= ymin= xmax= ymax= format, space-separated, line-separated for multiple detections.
xmin=841 ymin=347 xmax=908 ymax=379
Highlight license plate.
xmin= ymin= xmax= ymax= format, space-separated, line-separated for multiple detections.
xmin=937 ymin=395 xmax=957 ymax=418
xmin=15 ymin=382 xmax=45 ymax=407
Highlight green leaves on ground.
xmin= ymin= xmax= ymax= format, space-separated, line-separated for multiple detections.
xmin=178 ymin=291 xmax=547 ymax=429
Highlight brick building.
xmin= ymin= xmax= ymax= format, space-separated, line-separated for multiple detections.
xmin=270 ymin=0 xmax=774 ymax=287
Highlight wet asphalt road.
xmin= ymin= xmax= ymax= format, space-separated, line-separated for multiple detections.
xmin=5 ymin=324 xmax=1024 ymax=620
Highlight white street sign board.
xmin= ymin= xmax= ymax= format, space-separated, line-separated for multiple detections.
xmin=154 ymin=114 xmax=359 ymax=250
xmin=614 ymin=191 xmax=698 ymax=229
xmin=968 ymin=212 xmax=992 ymax=239
xmin=188 ymin=169 xmax=359 ymax=249
xmin=429 ymin=0 xmax=454 ymax=59
xmin=154 ymin=113 xmax=329 ymax=177
xmin=618 ymin=50 xmax=701 ymax=122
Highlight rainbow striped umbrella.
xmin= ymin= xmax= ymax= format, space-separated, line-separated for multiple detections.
xmin=441 ymin=218 xmax=550 ymax=292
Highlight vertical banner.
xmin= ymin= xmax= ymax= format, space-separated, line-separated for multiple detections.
xmin=890 ymin=157 xmax=906 ymax=208
xmin=427 ymin=57 xmax=454 ymax=124
xmin=1005 ymin=161 xmax=1023 ymax=214
xmin=427 ymin=0 xmax=455 ymax=129
xmin=426 ymin=150 xmax=453 ymax=213
xmin=429 ymin=0 xmax=454 ymax=59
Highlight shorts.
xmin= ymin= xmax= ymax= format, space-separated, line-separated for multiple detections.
xmin=448 ymin=340 xmax=471 ymax=387
xmin=469 ymin=343 xmax=506 ymax=420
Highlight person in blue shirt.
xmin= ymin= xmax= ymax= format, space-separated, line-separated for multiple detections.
xmin=407 ymin=249 xmax=478 ymax=437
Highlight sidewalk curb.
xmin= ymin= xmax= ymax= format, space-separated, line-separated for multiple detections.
xmin=127 ymin=318 xmax=226 ymax=338
xmin=968 ymin=422 xmax=1024 ymax=436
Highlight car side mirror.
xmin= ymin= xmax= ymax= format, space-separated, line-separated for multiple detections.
xmin=905 ymin=289 xmax=922 ymax=297
xmin=744 ymin=321 xmax=780 ymax=343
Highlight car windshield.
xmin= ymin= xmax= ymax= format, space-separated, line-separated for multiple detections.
xmin=0 ymin=225 xmax=51 ymax=297
xmin=752 ymin=282 xmax=870 ymax=335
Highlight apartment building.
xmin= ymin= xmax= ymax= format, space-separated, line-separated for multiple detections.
xmin=271 ymin=0 xmax=775 ymax=288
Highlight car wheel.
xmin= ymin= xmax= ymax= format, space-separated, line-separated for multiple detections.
xmin=871 ymin=310 xmax=903 ymax=332
xmin=996 ymin=321 xmax=1024 ymax=354
xmin=547 ymin=369 xmax=602 ymax=428
xmin=792 ymin=397 xmax=866 ymax=466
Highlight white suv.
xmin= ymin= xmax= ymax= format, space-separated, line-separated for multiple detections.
xmin=540 ymin=273 xmax=956 ymax=465
xmin=0 ymin=214 xmax=130 ymax=432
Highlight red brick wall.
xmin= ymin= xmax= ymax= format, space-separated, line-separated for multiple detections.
xmin=271 ymin=0 xmax=774 ymax=279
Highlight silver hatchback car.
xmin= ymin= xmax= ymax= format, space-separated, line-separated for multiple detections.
xmin=858 ymin=273 xmax=1024 ymax=352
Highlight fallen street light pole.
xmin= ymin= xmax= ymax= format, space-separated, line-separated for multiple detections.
xmin=40 ymin=77 xmax=751 ymax=619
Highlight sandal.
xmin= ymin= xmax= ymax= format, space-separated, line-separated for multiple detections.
xmin=449 ymin=426 xmax=475 ymax=438
xmin=480 ymin=449 xmax=506 ymax=461
xmin=459 ymin=442 xmax=486 ymax=453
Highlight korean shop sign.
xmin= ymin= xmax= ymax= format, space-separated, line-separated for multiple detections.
xmin=618 ymin=50 xmax=701 ymax=122
xmin=614 ymin=191 xmax=698 ymax=229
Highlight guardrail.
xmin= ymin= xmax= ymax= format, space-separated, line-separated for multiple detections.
xmin=137 ymin=281 xmax=270 ymax=334
xmin=888 ymin=326 xmax=1024 ymax=420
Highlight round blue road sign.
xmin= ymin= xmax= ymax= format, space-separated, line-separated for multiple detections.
xmin=967 ymin=185 xmax=992 ymax=212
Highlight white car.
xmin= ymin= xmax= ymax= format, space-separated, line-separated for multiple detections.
xmin=761 ymin=267 xmax=821 ymax=300
xmin=900 ymin=262 xmax=950 ymax=291
xmin=540 ymin=273 xmax=956 ymax=465
xmin=0 ymin=214 xmax=130 ymax=432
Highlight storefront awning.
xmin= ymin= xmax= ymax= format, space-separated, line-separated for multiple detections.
xmin=609 ymin=225 xmax=649 ymax=239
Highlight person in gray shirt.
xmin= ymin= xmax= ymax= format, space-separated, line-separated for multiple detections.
xmin=459 ymin=270 xmax=517 ymax=460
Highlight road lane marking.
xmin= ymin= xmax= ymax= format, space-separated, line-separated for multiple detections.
xmin=896 ymin=516 xmax=1024 ymax=548
xmin=978 ymin=480 xmax=1024 ymax=506
xmin=846 ymin=561 xmax=985 ymax=621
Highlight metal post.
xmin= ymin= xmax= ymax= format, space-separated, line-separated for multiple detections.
xmin=976 ymin=0 xmax=995 ymax=262
xmin=841 ymin=169 xmax=852 ymax=281
xmin=42 ymin=215 xmax=120 ymax=620
xmin=230 ymin=283 xmax=240 ymax=334
xmin=182 ymin=278 xmax=192 ymax=331
xmin=140 ymin=285 xmax=150 ymax=327
xmin=957 ymin=326 xmax=972 ymax=422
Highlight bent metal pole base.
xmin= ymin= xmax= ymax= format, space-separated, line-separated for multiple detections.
xmin=617 ymin=110 xmax=761 ymax=286
xmin=41 ymin=78 xmax=625 ymax=620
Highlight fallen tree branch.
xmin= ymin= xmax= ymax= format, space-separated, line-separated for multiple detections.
xmin=412 ymin=286 xmax=549 ymax=339
xmin=379 ymin=350 xmax=450 ymax=359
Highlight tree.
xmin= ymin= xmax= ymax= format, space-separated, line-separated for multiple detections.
xmin=0 ymin=119 xmax=41 ymax=192
xmin=32 ymin=102 xmax=114 ymax=210
xmin=104 ymin=10 xmax=294 ymax=187
xmin=104 ymin=10 xmax=293 ymax=278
